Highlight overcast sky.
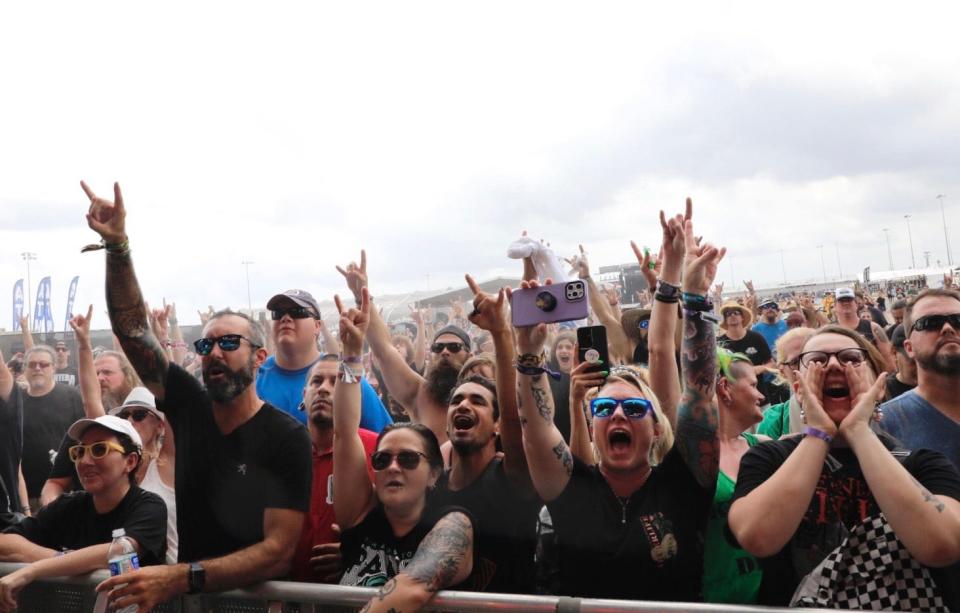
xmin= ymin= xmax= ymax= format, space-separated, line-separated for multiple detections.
xmin=2 ymin=1 xmax=960 ymax=331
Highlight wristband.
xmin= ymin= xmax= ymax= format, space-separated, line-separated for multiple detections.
xmin=515 ymin=363 xmax=562 ymax=380
xmin=654 ymin=293 xmax=679 ymax=304
xmin=681 ymin=292 xmax=707 ymax=303
xmin=340 ymin=355 xmax=363 ymax=364
xmin=339 ymin=361 xmax=365 ymax=384
xmin=803 ymin=426 xmax=833 ymax=445
xmin=683 ymin=308 xmax=721 ymax=325
xmin=105 ymin=239 xmax=130 ymax=254
xmin=656 ymin=279 xmax=681 ymax=296
xmin=516 ymin=352 xmax=547 ymax=368
xmin=682 ymin=297 xmax=714 ymax=312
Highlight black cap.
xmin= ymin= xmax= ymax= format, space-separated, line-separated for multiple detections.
xmin=891 ymin=324 xmax=907 ymax=351
xmin=433 ymin=325 xmax=470 ymax=348
xmin=266 ymin=289 xmax=320 ymax=315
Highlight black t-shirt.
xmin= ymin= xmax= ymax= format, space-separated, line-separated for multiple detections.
xmin=431 ymin=457 xmax=541 ymax=593
xmin=885 ymin=375 xmax=915 ymax=401
xmin=3 ymin=485 xmax=167 ymax=565
xmin=47 ymin=434 xmax=83 ymax=493
xmin=340 ymin=503 xmax=478 ymax=589
xmin=719 ymin=331 xmax=771 ymax=366
xmin=54 ymin=366 xmax=78 ymax=387
xmin=547 ymin=373 xmax=571 ymax=443
xmin=547 ymin=447 xmax=714 ymax=600
xmin=160 ymin=364 xmax=312 ymax=562
xmin=730 ymin=435 xmax=960 ymax=608
xmin=0 ymin=386 xmax=23 ymax=512
xmin=21 ymin=384 xmax=84 ymax=498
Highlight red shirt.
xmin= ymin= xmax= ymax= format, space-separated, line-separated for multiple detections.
xmin=290 ymin=428 xmax=378 ymax=582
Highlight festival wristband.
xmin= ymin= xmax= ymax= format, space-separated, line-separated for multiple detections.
xmin=515 ymin=363 xmax=562 ymax=380
xmin=340 ymin=355 xmax=363 ymax=364
xmin=681 ymin=292 xmax=707 ymax=303
xmin=803 ymin=426 xmax=833 ymax=445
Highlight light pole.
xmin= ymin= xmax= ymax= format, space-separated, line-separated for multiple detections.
xmin=835 ymin=243 xmax=843 ymax=280
xmin=241 ymin=261 xmax=254 ymax=314
xmin=882 ymin=229 xmax=894 ymax=269
xmin=817 ymin=244 xmax=826 ymax=282
xmin=779 ymin=249 xmax=787 ymax=284
xmin=20 ymin=252 xmax=36 ymax=330
xmin=924 ymin=251 xmax=931 ymax=267
xmin=904 ymin=214 xmax=916 ymax=269
xmin=937 ymin=194 xmax=952 ymax=266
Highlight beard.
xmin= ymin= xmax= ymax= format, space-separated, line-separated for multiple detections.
xmin=425 ymin=360 xmax=461 ymax=407
xmin=101 ymin=390 xmax=126 ymax=412
xmin=203 ymin=355 xmax=256 ymax=403
xmin=915 ymin=345 xmax=960 ymax=376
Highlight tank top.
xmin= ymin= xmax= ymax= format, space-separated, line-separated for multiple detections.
xmin=856 ymin=318 xmax=876 ymax=343
xmin=141 ymin=457 xmax=178 ymax=564
xmin=703 ymin=432 xmax=762 ymax=604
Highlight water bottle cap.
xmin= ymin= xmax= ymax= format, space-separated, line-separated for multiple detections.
xmin=111 ymin=528 xmax=126 ymax=538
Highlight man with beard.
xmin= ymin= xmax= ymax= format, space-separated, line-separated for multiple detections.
xmin=289 ymin=356 xmax=377 ymax=582
xmin=881 ymin=289 xmax=960 ymax=468
xmin=751 ymin=299 xmax=788 ymax=354
xmin=42 ymin=350 xmax=142 ymax=505
xmin=82 ymin=181 xmax=311 ymax=613
xmin=430 ymin=275 xmax=540 ymax=593
xmin=336 ymin=251 xmax=471 ymax=443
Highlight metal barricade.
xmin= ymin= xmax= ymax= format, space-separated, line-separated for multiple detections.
xmin=1 ymin=563 xmax=814 ymax=612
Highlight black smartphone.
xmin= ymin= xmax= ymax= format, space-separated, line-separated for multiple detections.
xmin=577 ymin=325 xmax=609 ymax=376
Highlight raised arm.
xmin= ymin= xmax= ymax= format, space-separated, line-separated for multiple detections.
xmin=318 ymin=318 xmax=339 ymax=355
xmin=167 ymin=302 xmax=189 ymax=366
xmin=675 ymin=219 xmax=723 ymax=490
xmin=465 ymin=274 xmax=529 ymax=489
xmin=18 ymin=316 xmax=33 ymax=352
xmin=410 ymin=307 xmax=428 ymax=372
xmin=69 ymin=305 xmax=106 ymax=418
xmin=332 ymin=289 xmax=376 ymax=529
xmin=569 ymin=246 xmax=633 ymax=364
xmin=337 ymin=251 xmax=424 ymax=416
xmin=82 ymin=181 xmax=169 ymax=402
xmin=568 ymin=359 xmax=603 ymax=465
xmin=360 ymin=511 xmax=474 ymax=613
xmin=513 ymin=281 xmax=574 ymax=502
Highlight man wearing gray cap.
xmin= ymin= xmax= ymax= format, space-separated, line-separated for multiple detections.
xmin=255 ymin=289 xmax=392 ymax=432
xmin=833 ymin=287 xmax=895 ymax=371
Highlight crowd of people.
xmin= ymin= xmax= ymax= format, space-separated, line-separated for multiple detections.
xmin=0 ymin=184 xmax=958 ymax=611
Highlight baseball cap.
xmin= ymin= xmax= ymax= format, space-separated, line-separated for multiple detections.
xmin=835 ymin=287 xmax=856 ymax=300
xmin=67 ymin=415 xmax=143 ymax=449
xmin=890 ymin=324 xmax=907 ymax=351
xmin=759 ymin=299 xmax=779 ymax=310
xmin=108 ymin=387 xmax=165 ymax=420
xmin=266 ymin=289 xmax=320 ymax=315
xmin=433 ymin=325 xmax=471 ymax=348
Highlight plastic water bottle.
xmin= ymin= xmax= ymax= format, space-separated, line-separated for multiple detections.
xmin=106 ymin=528 xmax=140 ymax=613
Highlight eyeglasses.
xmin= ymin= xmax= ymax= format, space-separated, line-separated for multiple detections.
xmin=431 ymin=342 xmax=464 ymax=354
xmin=116 ymin=408 xmax=153 ymax=422
xmin=761 ymin=304 xmax=779 ymax=311
xmin=371 ymin=450 xmax=429 ymax=471
xmin=27 ymin=361 xmax=52 ymax=370
xmin=798 ymin=348 xmax=867 ymax=368
xmin=270 ymin=307 xmax=317 ymax=320
xmin=590 ymin=397 xmax=657 ymax=420
xmin=193 ymin=334 xmax=262 ymax=356
xmin=780 ymin=357 xmax=801 ymax=369
xmin=911 ymin=314 xmax=960 ymax=333
xmin=68 ymin=441 xmax=127 ymax=462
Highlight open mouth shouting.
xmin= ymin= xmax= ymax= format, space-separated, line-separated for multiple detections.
xmin=608 ymin=428 xmax=633 ymax=454
xmin=451 ymin=412 xmax=476 ymax=433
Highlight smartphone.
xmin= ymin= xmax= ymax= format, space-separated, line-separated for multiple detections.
xmin=511 ymin=281 xmax=588 ymax=327
xmin=577 ymin=325 xmax=609 ymax=375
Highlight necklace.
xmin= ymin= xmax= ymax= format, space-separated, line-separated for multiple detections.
xmin=603 ymin=466 xmax=652 ymax=525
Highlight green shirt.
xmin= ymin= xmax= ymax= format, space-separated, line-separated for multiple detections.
xmin=702 ymin=432 xmax=762 ymax=604
xmin=757 ymin=400 xmax=790 ymax=439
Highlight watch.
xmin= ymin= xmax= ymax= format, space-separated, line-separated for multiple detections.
xmin=187 ymin=562 xmax=205 ymax=594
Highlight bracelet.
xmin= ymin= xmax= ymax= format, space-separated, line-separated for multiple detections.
xmin=681 ymin=292 xmax=707 ymax=303
xmin=105 ymin=239 xmax=130 ymax=254
xmin=516 ymin=352 xmax=546 ymax=368
xmin=338 ymin=361 xmax=365 ymax=384
xmin=340 ymin=355 xmax=363 ymax=364
xmin=683 ymin=308 xmax=721 ymax=325
xmin=515 ymin=363 xmax=562 ymax=380
xmin=803 ymin=426 xmax=833 ymax=445
xmin=654 ymin=293 xmax=679 ymax=304
xmin=682 ymin=298 xmax=714 ymax=312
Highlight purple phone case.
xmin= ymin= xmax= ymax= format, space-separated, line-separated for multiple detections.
xmin=510 ymin=281 xmax=589 ymax=327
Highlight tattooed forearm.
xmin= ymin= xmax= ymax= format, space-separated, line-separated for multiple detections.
xmin=676 ymin=310 xmax=720 ymax=489
xmin=531 ymin=382 xmax=553 ymax=422
xmin=551 ymin=441 xmax=574 ymax=476
xmin=105 ymin=250 xmax=169 ymax=387
xmin=403 ymin=512 xmax=472 ymax=593
xmin=912 ymin=477 xmax=946 ymax=513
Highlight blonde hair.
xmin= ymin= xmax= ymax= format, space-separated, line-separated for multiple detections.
xmin=458 ymin=353 xmax=496 ymax=382
xmin=592 ymin=365 xmax=674 ymax=466
xmin=775 ymin=327 xmax=816 ymax=365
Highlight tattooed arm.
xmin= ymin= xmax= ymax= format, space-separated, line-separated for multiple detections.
xmin=674 ymin=219 xmax=723 ymax=490
xmin=359 ymin=511 xmax=474 ymax=613
xmin=512 ymin=282 xmax=575 ymax=503
xmin=82 ymin=181 xmax=169 ymax=402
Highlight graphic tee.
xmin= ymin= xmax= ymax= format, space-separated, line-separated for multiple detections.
xmin=21 ymin=384 xmax=84 ymax=498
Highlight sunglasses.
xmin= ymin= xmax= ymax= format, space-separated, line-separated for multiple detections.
xmin=431 ymin=342 xmax=464 ymax=354
xmin=590 ymin=397 xmax=656 ymax=420
xmin=68 ymin=441 xmax=127 ymax=463
xmin=761 ymin=304 xmax=779 ymax=311
xmin=798 ymin=348 xmax=867 ymax=368
xmin=193 ymin=334 xmax=261 ymax=356
xmin=27 ymin=361 xmax=52 ymax=369
xmin=911 ymin=313 xmax=960 ymax=333
xmin=270 ymin=307 xmax=317 ymax=320
xmin=638 ymin=319 xmax=650 ymax=330
xmin=371 ymin=450 xmax=429 ymax=471
xmin=116 ymin=408 xmax=153 ymax=422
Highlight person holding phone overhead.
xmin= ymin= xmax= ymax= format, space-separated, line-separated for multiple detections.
xmin=513 ymin=210 xmax=724 ymax=601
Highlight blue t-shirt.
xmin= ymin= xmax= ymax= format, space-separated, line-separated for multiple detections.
xmin=256 ymin=355 xmax=392 ymax=433
xmin=881 ymin=390 xmax=960 ymax=469
xmin=752 ymin=320 xmax=788 ymax=355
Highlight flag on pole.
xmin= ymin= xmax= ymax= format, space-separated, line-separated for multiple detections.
xmin=64 ymin=276 xmax=80 ymax=331
xmin=34 ymin=277 xmax=53 ymax=333
xmin=12 ymin=279 xmax=24 ymax=331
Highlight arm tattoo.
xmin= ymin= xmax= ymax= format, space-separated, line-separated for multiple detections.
xmin=531 ymin=382 xmax=553 ymax=422
xmin=873 ymin=324 xmax=889 ymax=343
xmin=551 ymin=441 xmax=574 ymax=476
xmin=912 ymin=477 xmax=946 ymax=513
xmin=403 ymin=512 xmax=472 ymax=593
xmin=106 ymin=251 xmax=169 ymax=388
xmin=676 ymin=313 xmax=721 ymax=489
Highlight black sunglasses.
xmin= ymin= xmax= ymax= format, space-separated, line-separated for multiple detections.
xmin=371 ymin=450 xmax=429 ymax=471
xmin=116 ymin=408 xmax=152 ymax=422
xmin=798 ymin=348 xmax=867 ymax=368
xmin=431 ymin=342 xmax=464 ymax=354
xmin=912 ymin=314 xmax=960 ymax=333
xmin=193 ymin=334 xmax=261 ymax=356
xmin=271 ymin=307 xmax=317 ymax=321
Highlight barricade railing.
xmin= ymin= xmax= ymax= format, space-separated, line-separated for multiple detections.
xmin=0 ymin=563 xmax=816 ymax=612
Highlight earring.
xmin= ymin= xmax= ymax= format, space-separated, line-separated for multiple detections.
xmin=873 ymin=401 xmax=883 ymax=422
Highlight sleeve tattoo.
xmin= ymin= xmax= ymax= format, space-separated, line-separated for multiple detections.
xmin=676 ymin=313 xmax=721 ymax=489
xmin=551 ymin=441 xmax=574 ymax=476
xmin=402 ymin=512 xmax=472 ymax=593
xmin=106 ymin=251 xmax=169 ymax=387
